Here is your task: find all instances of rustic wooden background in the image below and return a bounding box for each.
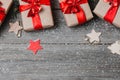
[0,0,120,80]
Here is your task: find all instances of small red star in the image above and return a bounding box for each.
[27,39,43,55]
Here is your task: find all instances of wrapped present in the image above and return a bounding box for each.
[94,0,120,28]
[59,0,93,27]
[0,0,13,26]
[19,0,54,31]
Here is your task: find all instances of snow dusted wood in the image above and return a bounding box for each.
[0,0,120,80]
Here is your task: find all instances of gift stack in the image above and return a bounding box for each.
[59,0,93,27]
[0,0,13,26]
[19,0,54,31]
[94,0,120,28]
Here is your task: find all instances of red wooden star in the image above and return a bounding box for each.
[27,39,43,55]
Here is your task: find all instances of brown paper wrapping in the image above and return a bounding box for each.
[19,0,54,31]
[93,0,120,28]
[0,0,13,26]
[59,0,93,27]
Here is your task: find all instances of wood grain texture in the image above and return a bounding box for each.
[0,0,120,80]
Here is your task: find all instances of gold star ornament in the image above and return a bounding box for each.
[9,21,23,37]
[85,29,101,44]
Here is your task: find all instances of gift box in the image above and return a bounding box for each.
[0,0,13,26]
[94,0,120,28]
[59,0,93,27]
[19,0,54,31]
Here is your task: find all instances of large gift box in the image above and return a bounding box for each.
[19,0,54,31]
[59,0,93,27]
[0,0,13,26]
[94,0,120,28]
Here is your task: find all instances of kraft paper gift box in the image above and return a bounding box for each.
[19,0,54,31]
[0,0,13,26]
[59,0,93,27]
[94,0,120,28]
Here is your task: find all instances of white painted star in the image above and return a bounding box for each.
[85,29,101,43]
[108,41,120,55]
[9,21,23,37]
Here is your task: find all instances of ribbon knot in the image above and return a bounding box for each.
[19,0,44,17]
[60,0,87,25]
[28,0,43,17]
[60,0,83,14]
[104,0,120,6]
[19,0,50,30]
[0,1,5,22]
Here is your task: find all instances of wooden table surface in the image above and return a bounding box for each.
[0,0,120,80]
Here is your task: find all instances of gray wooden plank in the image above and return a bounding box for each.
[0,0,120,80]
[0,44,120,79]
[0,76,119,80]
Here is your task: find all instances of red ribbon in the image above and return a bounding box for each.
[0,1,6,23]
[60,0,87,24]
[104,0,120,23]
[19,0,50,30]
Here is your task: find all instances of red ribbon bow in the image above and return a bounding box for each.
[104,0,120,23]
[0,1,6,22]
[60,0,85,14]
[19,0,50,30]
[60,0,87,24]
[104,0,119,6]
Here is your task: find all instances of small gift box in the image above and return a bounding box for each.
[19,0,54,31]
[59,0,93,27]
[0,0,13,26]
[94,0,120,28]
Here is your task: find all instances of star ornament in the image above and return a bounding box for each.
[108,41,120,55]
[85,29,101,44]
[27,39,43,55]
[9,21,23,37]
